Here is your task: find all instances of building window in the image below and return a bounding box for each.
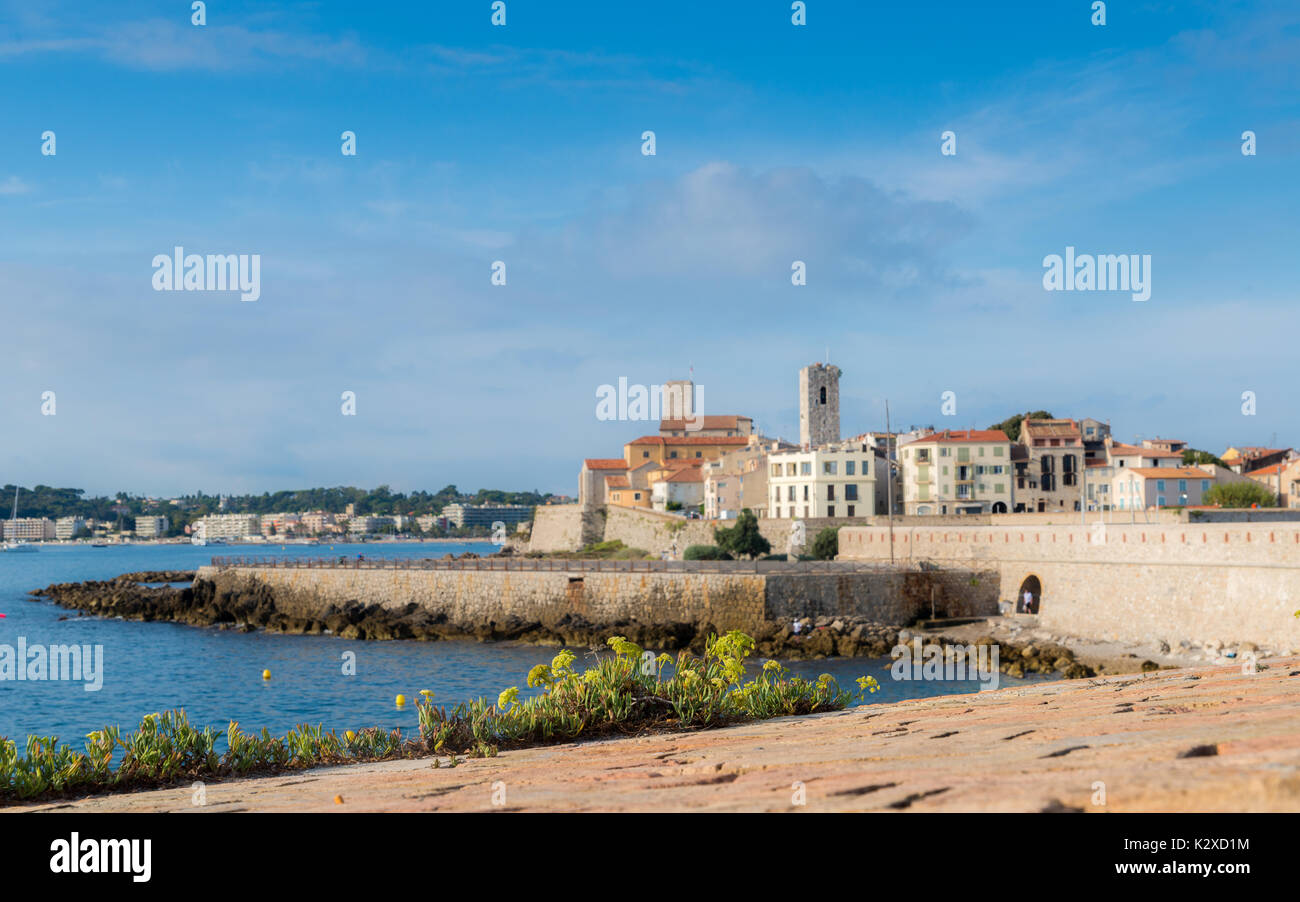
[1156,480,1165,492]
[823,461,837,475]
[827,505,835,517]
[846,460,856,476]
[634,493,641,500]
[803,485,809,501]
[846,505,855,517]
[799,462,810,475]
[827,485,836,501]
[845,484,858,501]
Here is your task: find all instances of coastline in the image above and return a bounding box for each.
[13,656,1298,813]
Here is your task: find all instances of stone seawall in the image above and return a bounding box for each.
[193,562,997,641]
[838,523,1300,651]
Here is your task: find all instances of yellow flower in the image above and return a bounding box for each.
[419,689,434,700]
[607,636,643,658]
[527,664,553,688]
[497,686,520,712]
[551,649,576,675]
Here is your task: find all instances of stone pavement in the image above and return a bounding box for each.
[12,657,1300,813]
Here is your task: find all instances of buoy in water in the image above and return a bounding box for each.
[395,694,407,706]
[262,669,271,680]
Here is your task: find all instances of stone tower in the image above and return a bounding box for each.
[799,363,841,447]
[662,379,694,421]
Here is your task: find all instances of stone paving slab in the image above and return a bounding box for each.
[12,657,1300,813]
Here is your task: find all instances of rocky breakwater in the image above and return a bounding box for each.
[31,569,1095,679]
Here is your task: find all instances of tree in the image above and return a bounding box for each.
[714,509,770,559]
[811,526,840,560]
[1204,482,1276,508]
[987,410,1053,444]
[1182,449,1227,469]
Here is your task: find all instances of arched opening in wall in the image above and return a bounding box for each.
[992,502,1007,513]
[1017,574,1042,614]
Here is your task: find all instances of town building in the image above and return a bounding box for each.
[3,518,56,541]
[348,515,393,535]
[1013,417,1086,512]
[55,516,86,540]
[1112,467,1215,510]
[703,438,794,520]
[650,464,705,513]
[134,515,170,538]
[579,458,627,508]
[440,503,533,529]
[768,440,882,520]
[658,415,753,438]
[299,512,340,535]
[1222,446,1294,475]
[901,429,1013,515]
[623,435,750,468]
[195,514,260,540]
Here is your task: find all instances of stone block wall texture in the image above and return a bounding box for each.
[838,524,1300,651]
[528,505,605,552]
[195,564,995,634]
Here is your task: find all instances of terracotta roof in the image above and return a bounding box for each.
[1247,462,1286,477]
[1109,443,1182,459]
[902,429,1009,446]
[1124,468,1212,479]
[663,468,704,483]
[659,415,751,431]
[1022,418,1081,439]
[584,458,627,470]
[603,475,630,489]
[626,435,750,446]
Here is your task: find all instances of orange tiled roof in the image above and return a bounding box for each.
[1109,443,1182,459]
[902,429,1009,446]
[584,458,628,470]
[626,435,750,446]
[604,475,630,488]
[659,415,750,430]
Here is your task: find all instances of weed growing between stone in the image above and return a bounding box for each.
[0,630,878,803]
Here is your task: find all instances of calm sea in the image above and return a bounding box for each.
[0,542,1055,746]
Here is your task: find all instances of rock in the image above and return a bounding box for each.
[1141,660,1160,672]
[1158,641,1171,654]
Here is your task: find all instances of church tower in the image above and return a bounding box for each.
[799,363,841,447]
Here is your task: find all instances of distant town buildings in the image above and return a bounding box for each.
[3,518,56,541]
[440,503,533,529]
[55,516,87,540]
[134,515,170,538]
[195,514,260,540]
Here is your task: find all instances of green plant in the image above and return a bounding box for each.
[811,526,840,560]
[683,544,732,560]
[1204,482,1276,508]
[1,632,878,805]
[714,509,770,559]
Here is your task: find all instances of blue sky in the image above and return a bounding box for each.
[1,0,1297,497]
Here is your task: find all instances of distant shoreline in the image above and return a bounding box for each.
[11,537,498,547]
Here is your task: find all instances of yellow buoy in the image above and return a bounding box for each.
[395,693,407,706]
[334,794,344,805]
[262,669,271,680]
